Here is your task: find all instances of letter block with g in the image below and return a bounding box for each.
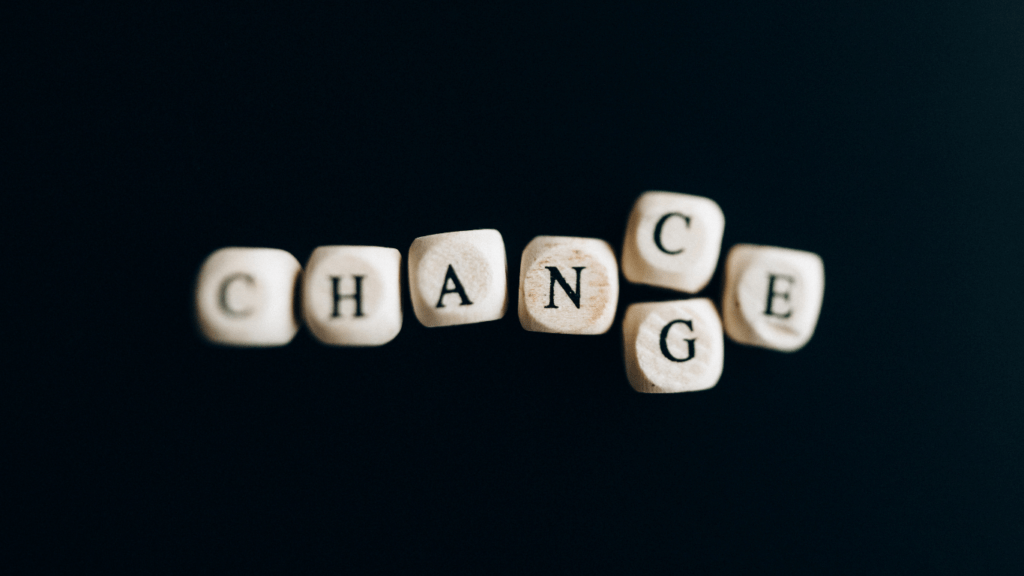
[722,244,825,352]
[194,247,302,347]
[622,299,724,393]
[302,246,403,346]
[621,191,725,294]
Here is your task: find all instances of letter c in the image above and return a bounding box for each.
[653,212,691,255]
[219,273,256,317]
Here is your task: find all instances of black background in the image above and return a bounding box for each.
[10,1,1024,572]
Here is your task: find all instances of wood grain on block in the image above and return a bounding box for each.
[621,191,725,293]
[302,246,402,346]
[195,247,301,346]
[722,244,824,352]
[408,229,508,327]
[622,298,724,393]
[518,236,618,335]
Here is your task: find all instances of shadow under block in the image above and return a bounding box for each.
[408,229,508,327]
[722,244,825,352]
[195,247,302,347]
[621,191,725,293]
[623,298,724,393]
[301,246,402,346]
[518,236,619,335]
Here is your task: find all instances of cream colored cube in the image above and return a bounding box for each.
[301,246,402,346]
[722,244,825,352]
[518,236,619,335]
[408,229,508,328]
[622,298,724,393]
[621,191,725,293]
[195,247,302,347]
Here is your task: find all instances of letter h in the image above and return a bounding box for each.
[331,276,364,317]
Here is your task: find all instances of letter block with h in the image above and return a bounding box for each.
[518,236,619,335]
[722,244,825,352]
[622,298,724,393]
[194,247,302,347]
[302,246,403,346]
[621,191,725,294]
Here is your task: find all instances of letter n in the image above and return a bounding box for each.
[545,266,584,309]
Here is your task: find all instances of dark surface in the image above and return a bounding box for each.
[10,1,1024,572]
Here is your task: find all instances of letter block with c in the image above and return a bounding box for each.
[722,244,825,352]
[194,247,302,347]
[621,191,725,294]
[518,236,619,335]
[622,298,724,393]
[302,246,403,346]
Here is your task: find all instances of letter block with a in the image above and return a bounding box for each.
[194,247,302,346]
[302,246,402,346]
[518,236,618,335]
[622,298,724,393]
[621,191,725,293]
[722,244,824,352]
[408,229,508,327]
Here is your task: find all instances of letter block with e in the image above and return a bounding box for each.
[622,299,724,393]
[302,246,403,346]
[621,191,725,294]
[722,244,825,352]
[518,236,619,335]
[194,247,302,347]
[408,229,508,327]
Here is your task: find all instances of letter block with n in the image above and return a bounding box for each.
[621,191,725,294]
[302,246,403,346]
[194,247,302,347]
[408,229,508,327]
[622,298,724,393]
[518,236,619,335]
[722,244,825,352]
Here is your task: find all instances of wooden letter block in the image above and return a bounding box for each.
[621,191,725,293]
[195,247,301,347]
[722,244,825,352]
[301,246,402,346]
[622,298,724,393]
[518,236,618,335]
[408,229,508,327]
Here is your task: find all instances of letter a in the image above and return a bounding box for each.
[436,265,473,308]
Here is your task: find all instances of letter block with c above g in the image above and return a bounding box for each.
[518,236,619,335]
[408,229,508,327]
[621,191,725,294]
[622,298,725,393]
[194,247,302,347]
[302,246,403,346]
[722,244,825,352]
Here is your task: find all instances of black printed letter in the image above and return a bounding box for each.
[764,274,795,318]
[331,276,364,318]
[545,266,584,309]
[659,319,696,362]
[219,273,256,317]
[653,212,690,255]
[436,265,473,308]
